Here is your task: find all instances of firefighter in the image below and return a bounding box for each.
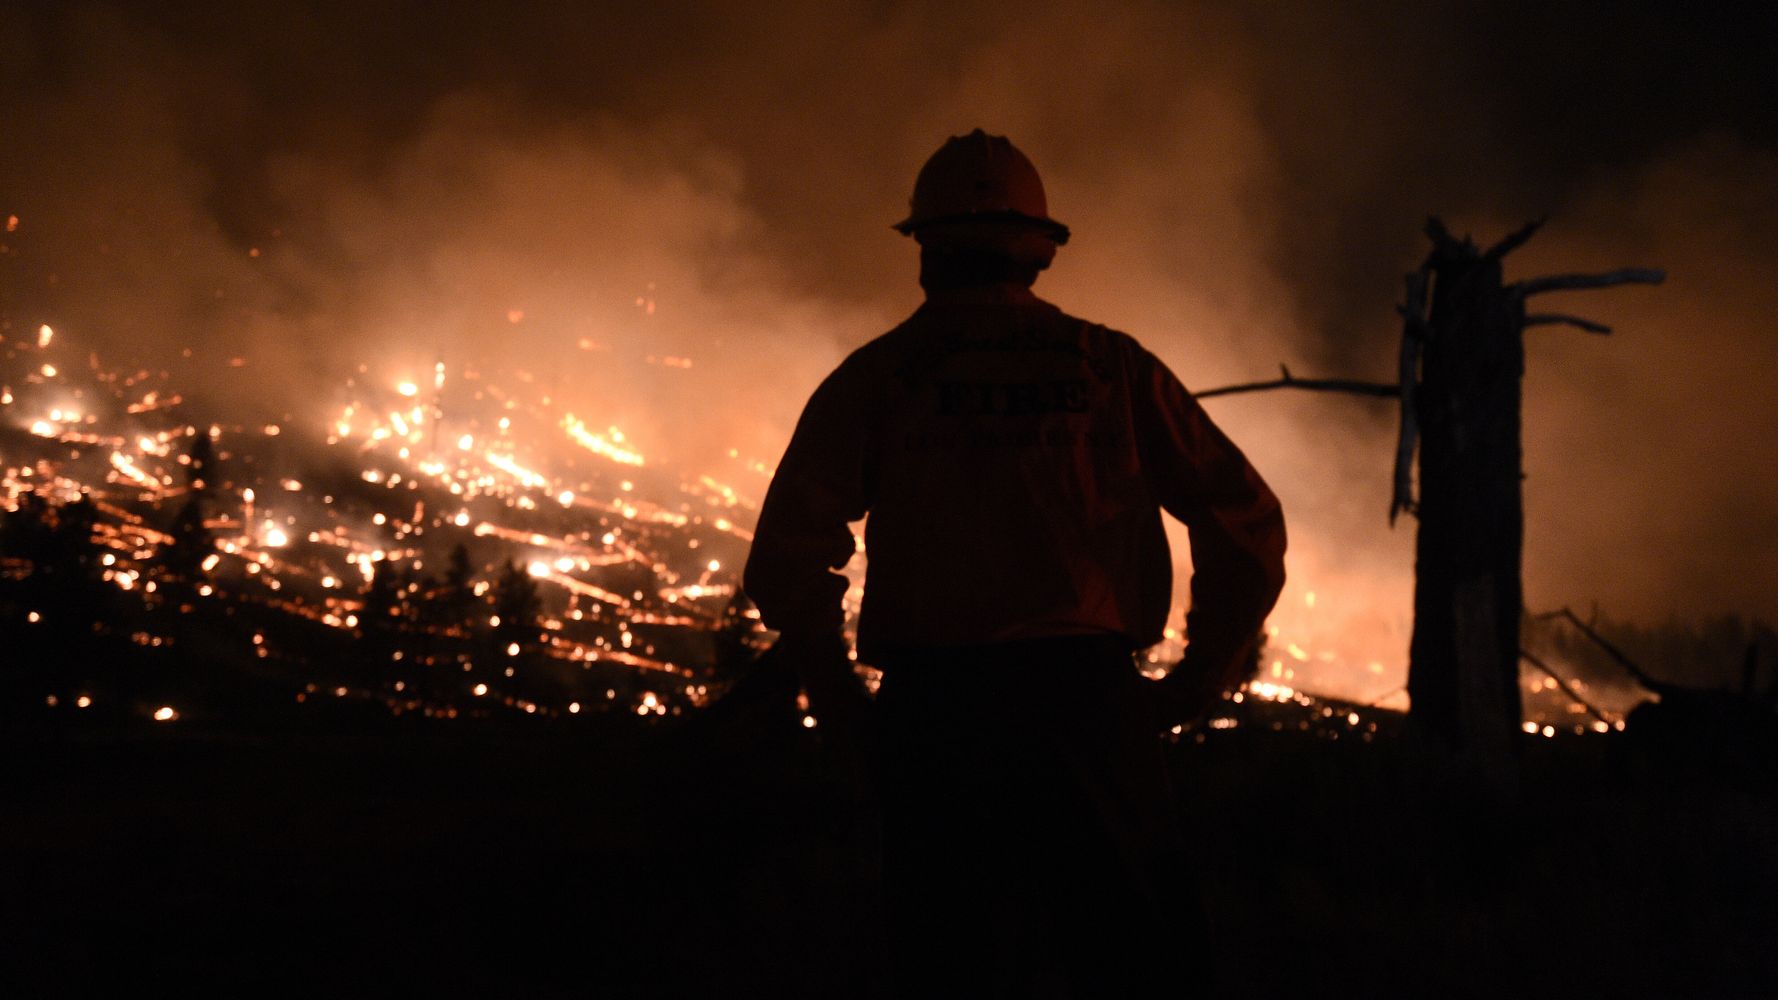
[743,129,1287,996]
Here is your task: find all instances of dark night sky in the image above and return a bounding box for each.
[2,1,1775,682]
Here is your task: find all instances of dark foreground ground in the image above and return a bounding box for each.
[4,705,1776,998]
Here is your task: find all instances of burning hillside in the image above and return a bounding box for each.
[0,319,779,721]
[1,314,1642,736]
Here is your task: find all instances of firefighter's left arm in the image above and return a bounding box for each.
[742,361,872,646]
[1130,346,1287,726]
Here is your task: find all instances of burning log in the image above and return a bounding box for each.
[1517,647,1613,727]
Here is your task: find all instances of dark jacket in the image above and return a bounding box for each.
[744,283,1286,681]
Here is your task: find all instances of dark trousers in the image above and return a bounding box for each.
[874,636,1205,998]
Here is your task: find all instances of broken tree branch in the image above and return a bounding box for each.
[1531,606,1674,697]
[1524,313,1613,335]
[1423,215,1459,249]
[1517,268,1666,296]
[1195,364,1399,400]
[1519,648,1614,726]
[1363,685,1407,710]
[1484,217,1547,262]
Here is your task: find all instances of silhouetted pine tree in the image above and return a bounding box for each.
[360,562,405,685]
[186,431,217,494]
[162,496,213,601]
[22,495,112,680]
[0,494,57,703]
[45,495,106,612]
[434,544,476,635]
[1,492,55,580]
[404,544,474,699]
[491,561,542,699]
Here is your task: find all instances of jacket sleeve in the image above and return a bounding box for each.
[1130,344,1287,690]
[742,361,873,637]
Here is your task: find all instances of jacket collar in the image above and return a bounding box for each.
[921,282,1042,307]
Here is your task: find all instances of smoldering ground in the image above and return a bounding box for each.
[2,0,1774,695]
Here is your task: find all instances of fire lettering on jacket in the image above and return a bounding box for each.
[935,379,1091,417]
[900,426,1126,452]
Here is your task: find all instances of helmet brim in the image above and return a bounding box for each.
[892,210,1070,246]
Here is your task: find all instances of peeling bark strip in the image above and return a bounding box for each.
[1391,268,1430,525]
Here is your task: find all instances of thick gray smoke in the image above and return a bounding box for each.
[2,0,1773,692]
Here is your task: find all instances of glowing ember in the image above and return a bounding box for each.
[562,415,645,467]
[1248,680,1297,702]
[486,452,548,488]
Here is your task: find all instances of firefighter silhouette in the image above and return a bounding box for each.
[744,129,1287,996]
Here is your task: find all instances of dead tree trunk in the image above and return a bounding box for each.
[1193,217,1660,789]
[1399,218,1661,789]
[1404,221,1526,784]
